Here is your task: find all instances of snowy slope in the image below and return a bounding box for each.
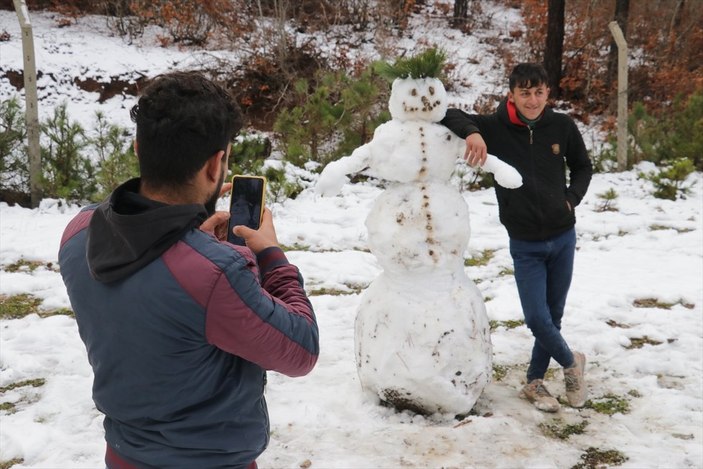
[1,4,702,469]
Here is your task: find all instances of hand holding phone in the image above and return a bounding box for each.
[227,175,266,246]
[233,207,279,254]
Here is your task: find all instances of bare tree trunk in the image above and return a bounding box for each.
[13,0,42,207]
[606,0,629,94]
[452,0,468,28]
[272,0,291,70]
[544,0,565,99]
[667,0,685,56]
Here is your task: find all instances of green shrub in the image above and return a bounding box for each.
[229,133,270,176]
[5,103,140,203]
[0,97,29,196]
[263,165,305,203]
[591,140,618,174]
[657,92,703,170]
[274,66,389,168]
[274,73,346,167]
[627,91,703,170]
[595,188,618,212]
[90,111,138,201]
[334,68,391,160]
[639,158,696,200]
[227,134,305,202]
[628,102,661,166]
[41,103,95,201]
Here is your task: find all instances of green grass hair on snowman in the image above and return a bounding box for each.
[374,47,447,82]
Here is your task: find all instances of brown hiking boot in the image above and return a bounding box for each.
[519,379,560,412]
[564,351,587,408]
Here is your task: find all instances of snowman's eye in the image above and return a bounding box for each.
[411,89,417,96]
[429,86,435,95]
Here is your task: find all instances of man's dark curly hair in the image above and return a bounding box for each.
[509,63,549,92]
[130,71,243,189]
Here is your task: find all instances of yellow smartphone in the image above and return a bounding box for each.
[227,175,266,245]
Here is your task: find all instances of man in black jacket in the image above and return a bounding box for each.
[441,63,591,412]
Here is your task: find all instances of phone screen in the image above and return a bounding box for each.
[227,176,266,245]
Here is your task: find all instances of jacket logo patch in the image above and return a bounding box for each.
[552,143,560,155]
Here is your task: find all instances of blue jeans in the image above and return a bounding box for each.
[510,228,576,382]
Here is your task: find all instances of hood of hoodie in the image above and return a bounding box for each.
[87,178,208,283]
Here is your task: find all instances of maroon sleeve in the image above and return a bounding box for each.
[205,247,319,377]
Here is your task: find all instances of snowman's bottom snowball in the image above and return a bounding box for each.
[355,270,492,415]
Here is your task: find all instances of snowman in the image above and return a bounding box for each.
[317,49,522,415]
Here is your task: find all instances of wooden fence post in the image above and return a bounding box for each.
[608,21,628,172]
[13,0,42,207]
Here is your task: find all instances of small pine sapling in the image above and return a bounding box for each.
[595,187,619,212]
[639,158,696,201]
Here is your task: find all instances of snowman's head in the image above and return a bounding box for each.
[388,77,448,123]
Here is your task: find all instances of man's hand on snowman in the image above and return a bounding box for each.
[464,133,488,167]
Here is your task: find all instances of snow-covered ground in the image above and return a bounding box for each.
[1,4,702,469]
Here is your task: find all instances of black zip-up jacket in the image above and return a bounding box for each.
[441,100,592,241]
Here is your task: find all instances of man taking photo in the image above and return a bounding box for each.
[59,71,319,468]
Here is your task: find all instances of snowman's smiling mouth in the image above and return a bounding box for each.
[402,97,442,114]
